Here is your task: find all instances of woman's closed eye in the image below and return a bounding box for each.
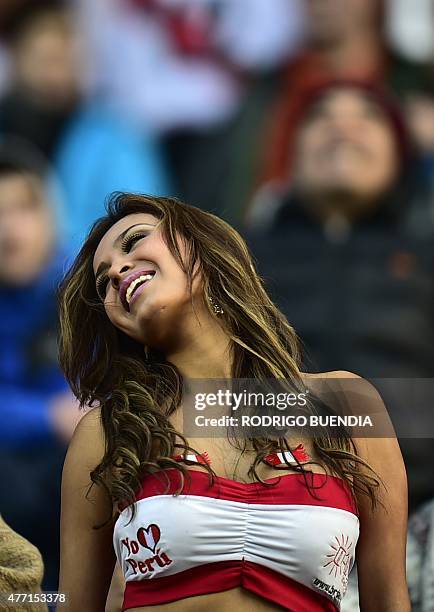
[120,230,149,253]
[96,275,109,301]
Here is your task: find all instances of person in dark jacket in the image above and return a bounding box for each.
[246,80,434,511]
[0,143,82,591]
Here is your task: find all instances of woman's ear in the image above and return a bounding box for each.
[190,264,205,298]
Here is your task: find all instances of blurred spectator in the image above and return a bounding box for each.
[245,81,434,510]
[0,142,82,591]
[74,0,305,132]
[259,0,430,190]
[406,89,434,157]
[404,80,434,194]
[387,1,434,192]
[0,515,48,612]
[0,2,35,96]
[131,0,433,227]
[0,2,170,251]
[406,497,434,611]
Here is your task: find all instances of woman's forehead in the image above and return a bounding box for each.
[92,213,158,272]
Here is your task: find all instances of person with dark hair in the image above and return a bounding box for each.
[57,193,409,611]
[259,0,430,191]
[0,142,80,591]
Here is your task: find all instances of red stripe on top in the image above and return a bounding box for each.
[122,559,339,611]
[126,468,358,515]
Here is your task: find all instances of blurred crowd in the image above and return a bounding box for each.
[0,0,433,610]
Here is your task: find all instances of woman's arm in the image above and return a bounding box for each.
[58,407,117,611]
[333,371,411,611]
[354,435,410,611]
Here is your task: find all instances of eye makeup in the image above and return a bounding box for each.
[95,225,152,301]
[120,230,149,252]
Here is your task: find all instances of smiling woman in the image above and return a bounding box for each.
[56,193,410,612]
[94,224,158,310]
[89,208,209,349]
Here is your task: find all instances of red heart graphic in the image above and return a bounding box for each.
[137,524,161,553]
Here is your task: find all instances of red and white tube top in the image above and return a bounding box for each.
[113,451,359,611]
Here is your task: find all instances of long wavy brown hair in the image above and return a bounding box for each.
[57,192,380,524]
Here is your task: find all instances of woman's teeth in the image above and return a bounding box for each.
[126,274,154,304]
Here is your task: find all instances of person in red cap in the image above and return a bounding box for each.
[249,78,412,219]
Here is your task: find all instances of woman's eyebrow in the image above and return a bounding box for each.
[95,223,156,281]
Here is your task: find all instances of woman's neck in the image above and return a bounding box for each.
[166,317,233,379]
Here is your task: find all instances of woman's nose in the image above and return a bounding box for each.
[110,263,132,289]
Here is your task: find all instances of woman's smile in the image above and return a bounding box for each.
[92,211,208,348]
[121,268,157,308]
[127,271,156,309]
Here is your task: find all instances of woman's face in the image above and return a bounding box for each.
[92,213,201,348]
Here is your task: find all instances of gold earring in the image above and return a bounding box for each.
[208,296,224,315]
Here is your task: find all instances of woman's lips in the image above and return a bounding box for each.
[128,273,155,308]
[120,268,156,311]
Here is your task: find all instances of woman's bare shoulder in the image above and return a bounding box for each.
[301,369,363,380]
[64,407,106,479]
[300,370,368,403]
[301,370,371,395]
[301,370,396,438]
[75,404,104,428]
